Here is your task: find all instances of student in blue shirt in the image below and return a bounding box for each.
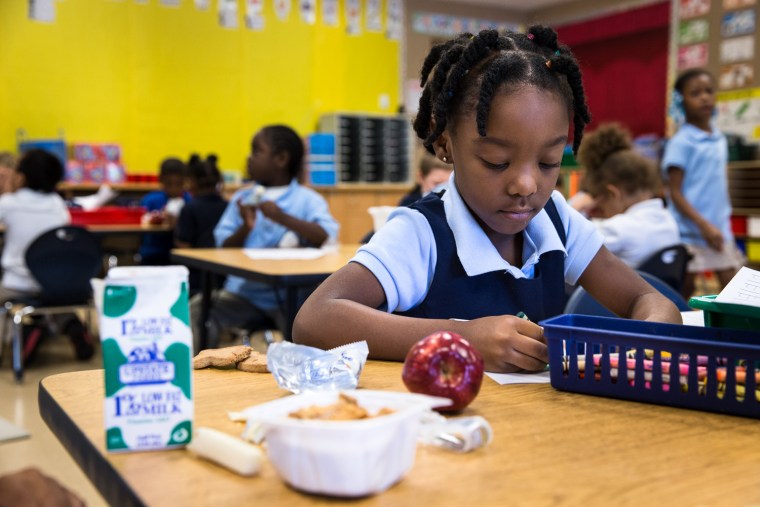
[192,125,339,350]
[662,68,743,298]
[139,158,189,265]
[294,26,682,373]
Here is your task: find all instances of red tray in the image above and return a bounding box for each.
[70,206,146,226]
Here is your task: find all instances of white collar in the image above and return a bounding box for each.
[443,173,566,279]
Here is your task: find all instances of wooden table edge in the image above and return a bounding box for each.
[38,373,147,507]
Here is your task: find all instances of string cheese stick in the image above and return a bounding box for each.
[187,427,263,476]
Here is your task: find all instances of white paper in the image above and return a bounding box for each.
[29,0,55,22]
[245,0,265,30]
[681,310,705,327]
[366,0,382,32]
[300,0,315,24]
[72,184,118,211]
[218,0,239,29]
[275,0,291,21]
[485,370,551,385]
[243,247,327,260]
[322,0,338,26]
[715,266,760,306]
[346,0,361,35]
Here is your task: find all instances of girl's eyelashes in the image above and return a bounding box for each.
[480,158,509,170]
[539,162,562,170]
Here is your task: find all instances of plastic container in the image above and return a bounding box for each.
[540,314,760,419]
[242,390,450,497]
[689,295,760,331]
[69,206,146,226]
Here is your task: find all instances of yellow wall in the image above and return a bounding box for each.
[0,0,400,174]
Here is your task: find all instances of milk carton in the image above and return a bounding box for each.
[98,266,193,452]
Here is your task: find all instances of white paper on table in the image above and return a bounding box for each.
[714,266,760,307]
[486,370,551,385]
[243,248,327,260]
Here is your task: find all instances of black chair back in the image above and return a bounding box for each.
[25,226,103,306]
[637,244,690,293]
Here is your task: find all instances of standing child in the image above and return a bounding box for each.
[0,149,92,360]
[662,68,743,298]
[294,26,682,373]
[175,154,228,294]
[192,125,339,349]
[139,157,189,265]
[574,123,680,267]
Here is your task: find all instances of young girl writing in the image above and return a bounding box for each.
[574,123,680,267]
[294,26,682,373]
[662,68,743,298]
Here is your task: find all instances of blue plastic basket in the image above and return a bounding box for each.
[540,315,760,419]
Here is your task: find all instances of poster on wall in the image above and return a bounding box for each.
[300,0,316,24]
[717,88,760,140]
[195,0,209,9]
[411,12,520,37]
[366,0,383,32]
[245,0,265,30]
[721,9,756,37]
[346,0,361,35]
[275,0,291,21]
[679,19,709,44]
[387,0,403,40]
[723,0,756,9]
[678,43,709,69]
[29,0,55,22]
[720,63,755,89]
[322,0,339,26]
[720,35,755,62]
[160,0,180,6]
[218,0,238,28]
[678,0,710,19]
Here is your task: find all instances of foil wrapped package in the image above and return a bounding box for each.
[267,341,369,393]
[418,412,493,453]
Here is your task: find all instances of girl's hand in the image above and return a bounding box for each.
[236,201,257,229]
[259,201,284,222]
[463,315,547,373]
[700,222,724,251]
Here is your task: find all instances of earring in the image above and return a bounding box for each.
[442,156,449,163]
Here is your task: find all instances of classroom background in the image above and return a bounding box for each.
[2,0,760,505]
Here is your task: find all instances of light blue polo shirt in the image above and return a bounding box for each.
[213,179,340,309]
[661,123,732,247]
[352,173,604,313]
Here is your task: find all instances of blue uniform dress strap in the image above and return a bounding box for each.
[396,193,566,321]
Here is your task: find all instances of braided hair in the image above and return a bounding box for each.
[413,25,591,156]
[187,153,222,192]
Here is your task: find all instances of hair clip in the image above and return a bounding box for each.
[554,50,561,56]
[545,59,552,69]
[527,33,535,40]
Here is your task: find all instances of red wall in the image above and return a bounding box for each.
[556,2,670,137]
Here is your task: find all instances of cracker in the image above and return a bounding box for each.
[193,345,253,369]
[236,351,269,373]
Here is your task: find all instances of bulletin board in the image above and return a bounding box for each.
[0,0,402,174]
[671,0,760,140]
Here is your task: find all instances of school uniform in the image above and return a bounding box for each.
[352,173,603,322]
[190,179,339,349]
[661,123,743,272]
[139,190,191,265]
[0,189,70,295]
[593,198,680,268]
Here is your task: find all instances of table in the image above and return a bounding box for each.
[170,245,360,345]
[39,361,760,506]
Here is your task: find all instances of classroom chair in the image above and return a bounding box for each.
[637,244,691,294]
[0,226,103,382]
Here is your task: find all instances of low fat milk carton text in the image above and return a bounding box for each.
[98,266,194,452]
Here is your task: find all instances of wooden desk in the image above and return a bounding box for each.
[39,361,760,506]
[170,245,359,344]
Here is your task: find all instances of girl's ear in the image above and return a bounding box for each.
[273,150,289,171]
[432,130,453,165]
[605,183,622,200]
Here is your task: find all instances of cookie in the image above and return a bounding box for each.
[236,351,269,373]
[193,345,253,369]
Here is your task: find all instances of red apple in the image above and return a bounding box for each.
[401,331,484,412]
